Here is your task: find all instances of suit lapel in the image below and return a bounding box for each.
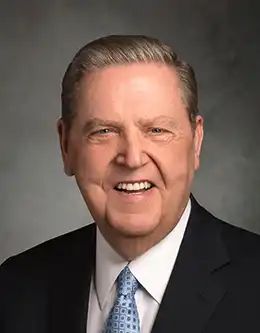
[152,196,230,333]
[47,197,230,333]
[49,224,96,333]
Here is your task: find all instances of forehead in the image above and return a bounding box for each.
[75,63,186,121]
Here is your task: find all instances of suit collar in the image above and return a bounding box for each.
[48,195,230,333]
[151,195,230,333]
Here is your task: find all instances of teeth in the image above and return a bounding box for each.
[144,181,152,189]
[116,181,153,191]
[127,183,134,191]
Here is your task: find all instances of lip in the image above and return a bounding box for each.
[113,179,155,188]
[112,185,156,203]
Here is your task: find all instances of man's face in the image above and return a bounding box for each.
[58,63,203,256]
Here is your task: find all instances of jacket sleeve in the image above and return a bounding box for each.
[0,257,14,332]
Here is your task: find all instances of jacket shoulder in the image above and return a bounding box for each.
[220,219,260,260]
[197,199,260,260]
[191,196,260,261]
[0,223,96,277]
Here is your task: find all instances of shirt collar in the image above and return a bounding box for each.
[95,226,127,310]
[95,199,191,309]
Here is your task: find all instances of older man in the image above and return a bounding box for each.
[1,35,260,333]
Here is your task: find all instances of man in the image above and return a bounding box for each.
[0,35,260,333]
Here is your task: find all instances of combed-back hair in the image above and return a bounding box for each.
[61,35,198,128]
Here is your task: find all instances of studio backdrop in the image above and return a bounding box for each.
[0,0,259,263]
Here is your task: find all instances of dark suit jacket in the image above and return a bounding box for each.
[1,196,260,333]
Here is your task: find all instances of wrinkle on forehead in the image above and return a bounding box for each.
[75,63,188,128]
[79,63,182,99]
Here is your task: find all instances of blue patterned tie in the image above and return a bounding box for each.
[103,266,140,333]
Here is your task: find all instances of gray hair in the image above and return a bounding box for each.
[61,35,199,128]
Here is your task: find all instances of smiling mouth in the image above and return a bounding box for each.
[114,181,155,194]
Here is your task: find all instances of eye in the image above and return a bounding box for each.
[91,128,115,135]
[150,127,166,134]
[97,128,111,134]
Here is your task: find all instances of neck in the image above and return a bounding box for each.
[98,196,190,260]
[100,220,179,261]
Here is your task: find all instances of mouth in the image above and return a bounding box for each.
[113,180,155,194]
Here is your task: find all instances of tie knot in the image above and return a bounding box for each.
[117,266,139,297]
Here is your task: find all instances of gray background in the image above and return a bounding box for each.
[1,0,259,264]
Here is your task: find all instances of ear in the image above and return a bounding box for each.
[193,115,204,171]
[57,118,74,176]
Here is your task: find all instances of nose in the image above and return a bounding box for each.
[115,131,147,169]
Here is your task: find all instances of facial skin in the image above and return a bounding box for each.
[58,63,203,260]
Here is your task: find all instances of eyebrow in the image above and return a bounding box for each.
[82,116,178,134]
[82,118,124,134]
[138,116,178,128]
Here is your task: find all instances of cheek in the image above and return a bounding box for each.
[160,143,195,182]
[72,144,114,190]
[73,147,112,221]
[158,144,195,217]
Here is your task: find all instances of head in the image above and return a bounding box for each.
[58,35,203,259]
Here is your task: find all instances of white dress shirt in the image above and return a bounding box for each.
[87,199,191,333]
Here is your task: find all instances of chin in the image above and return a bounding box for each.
[107,214,160,238]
